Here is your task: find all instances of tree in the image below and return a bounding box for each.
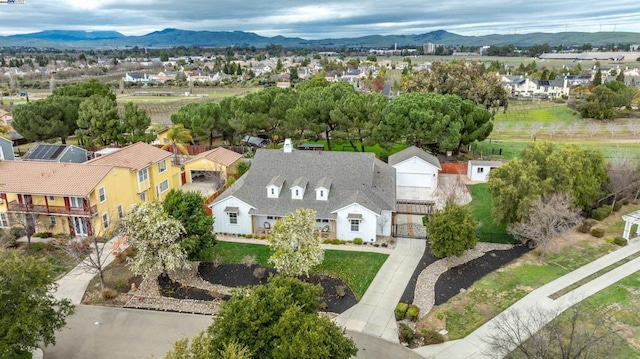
[488,143,606,224]
[205,276,358,359]
[163,189,216,261]
[0,251,75,357]
[76,95,120,146]
[603,153,640,207]
[593,68,602,86]
[171,102,229,145]
[376,92,492,153]
[403,59,509,112]
[487,306,625,359]
[11,97,79,144]
[508,193,581,260]
[119,202,189,277]
[268,208,324,277]
[166,331,251,359]
[52,78,115,101]
[424,201,478,258]
[120,102,154,144]
[161,124,193,164]
[331,91,387,152]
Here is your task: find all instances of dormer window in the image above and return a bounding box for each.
[315,177,331,201]
[290,176,308,200]
[267,175,285,198]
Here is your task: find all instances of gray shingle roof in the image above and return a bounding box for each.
[388,146,441,169]
[214,149,396,218]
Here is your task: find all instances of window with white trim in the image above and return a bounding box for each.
[117,204,124,218]
[102,213,110,229]
[138,168,149,183]
[350,219,360,232]
[0,213,8,227]
[49,216,56,227]
[229,212,238,224]
[477,167,484,173]
[156,180,169,199]
[157,159,167,173]
[98,187,106,202]
[139,191,147,202]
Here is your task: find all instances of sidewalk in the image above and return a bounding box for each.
[216,235,394,254]
[414,239,640,359]
[335,238,426,342]
[54,236,126,305]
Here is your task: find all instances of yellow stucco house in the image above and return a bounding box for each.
[0,142,180,237]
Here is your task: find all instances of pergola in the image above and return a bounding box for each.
[621,210,640,241]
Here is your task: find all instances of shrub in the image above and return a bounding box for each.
[319,302,329,311]
[407,305,420,321]
[241,255,257,268]
[197,246,215,262]
[613,237,628,246]
[253,267,266,280]
[613,202,623,212]
[623,199,630,205]
[381,243,388,248]
[398,323,414,344]
[352,237,363,245]
[591,206,612,221]
[395,302,409,320]
[212,254,223,268]
[100,288,118,300]
[373,244,380,247]
[10,227,25,239]
[591,228,605,238]
[31,242,46,252]
[578,219,598,233]
[336,285,346,298]
[421,329,445,345]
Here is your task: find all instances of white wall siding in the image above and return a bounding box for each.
[211,197,253,235]
[468,165,492,182]
[335,203,378,242]
[393,157,439,188]
[377,210,393,236]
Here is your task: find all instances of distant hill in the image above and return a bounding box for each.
[0,28,638,49]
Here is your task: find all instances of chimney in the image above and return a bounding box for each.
[283,138,293,153]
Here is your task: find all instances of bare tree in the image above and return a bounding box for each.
[494,122,507,136]
[54,213,125,291]
[603,153,640,208]
[527,123,544,140]
[627,120,640,137]
[546,123,563,139]
[563,121,580,139]
[7,206,46,252]
[507,193,581,261]
[605,123,619,138]
[586,121,601,138]
[486,305,624,359]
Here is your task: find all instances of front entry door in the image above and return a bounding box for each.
[72,217,88,236]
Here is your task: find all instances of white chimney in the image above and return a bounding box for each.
[283,138,293,153]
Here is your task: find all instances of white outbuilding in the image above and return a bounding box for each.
[467,160,503,182]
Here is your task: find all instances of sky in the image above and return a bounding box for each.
[0,0,639,38]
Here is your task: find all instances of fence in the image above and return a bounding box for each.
[153,144,247,156]
[440,162,468,174]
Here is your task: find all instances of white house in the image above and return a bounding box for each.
[389,146,441,200]
[0,136,15,161]
[467,160,503,182]
[210,141,396,242]
[502,76,570,99]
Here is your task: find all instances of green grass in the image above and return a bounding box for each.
[495,102,580,124]
[212,241,388,299]
[422,240,619,339]
[473,140,640,161]
[467,183,512,243]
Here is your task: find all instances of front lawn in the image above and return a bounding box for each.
[467,183,513,244]
[212,241,388,299]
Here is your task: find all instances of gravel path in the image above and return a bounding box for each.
[412,242,514,319]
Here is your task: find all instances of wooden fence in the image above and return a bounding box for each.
[440,162,468,174]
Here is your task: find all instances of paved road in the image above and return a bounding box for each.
[43,306,213,359]
[415,238,640,359]
[336,238,426,342]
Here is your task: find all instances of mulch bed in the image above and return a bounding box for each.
[157,274,231,301]
[197,263,357,313]
[400,241,438,304]
[433,245,531,305]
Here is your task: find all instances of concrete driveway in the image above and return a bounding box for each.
[43,306,213,359]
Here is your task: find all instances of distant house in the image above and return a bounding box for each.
[467,160,503,182]
[389,146,441,201]
[241,136,268,148]
[154,71,177,82]
[182,147,243,191]
[209,141,396,242]
[123,73,153,83]
[539,52,625,61]
[0,136,15,161]
[502,76,570,99]
[22,143,88,163]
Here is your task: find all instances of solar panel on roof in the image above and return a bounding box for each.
[50,146,65,159]
[25,144,67,161]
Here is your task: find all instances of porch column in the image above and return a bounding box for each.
[623,221,632,240]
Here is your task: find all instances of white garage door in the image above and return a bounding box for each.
[397,173,434,188]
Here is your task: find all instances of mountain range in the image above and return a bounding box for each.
[0,28,638,49]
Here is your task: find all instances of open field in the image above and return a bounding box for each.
[467,184,512,244]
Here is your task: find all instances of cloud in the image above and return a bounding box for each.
[0,0,638,38]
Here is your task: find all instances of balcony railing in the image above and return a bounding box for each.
[7,200,98,217]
